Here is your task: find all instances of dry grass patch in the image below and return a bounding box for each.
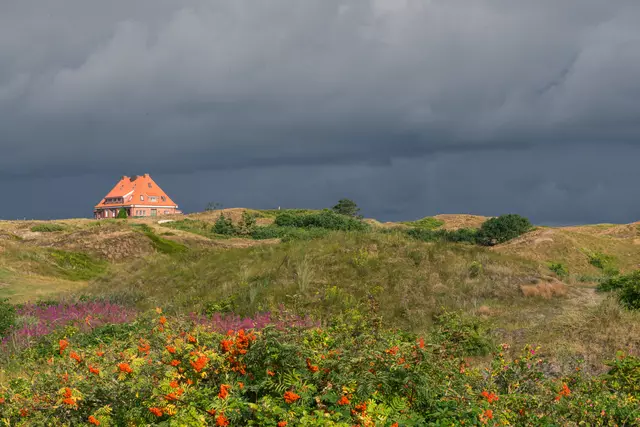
[495,226,640,277]
[520,280,568,299]
[433,214,490,230]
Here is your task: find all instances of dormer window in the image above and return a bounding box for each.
[149,196,157,202]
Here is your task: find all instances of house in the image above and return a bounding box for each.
[94,174,182,219]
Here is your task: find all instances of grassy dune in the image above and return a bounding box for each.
[1,211,640,375]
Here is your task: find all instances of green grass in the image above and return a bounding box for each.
[30,223,67,232]
[3,214,640,377]
[49,250,108,281]
[1,245,106,283]
[548,261,569,277]
[89,232,538,325]
[82,228,640,375]
[0,265,87,302]
[401,216,444,230]
[130,223,188,254]
[258,208,320,218]
[160,219,213,237]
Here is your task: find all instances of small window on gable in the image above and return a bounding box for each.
[161,196,166,202]
[148,183,152,188]
[140,195,144,201]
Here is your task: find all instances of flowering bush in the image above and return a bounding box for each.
[0,309,638,426]
[1,302,135,351]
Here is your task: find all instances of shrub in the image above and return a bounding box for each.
[251,226,329,242]
[1,309,640,425]
[468,261,483,278]
[274,210,369,232]
[1,301,134,351]
[212,214,237,235]
[30,223,66,232]
[431,310,494,357]
[238,211,257,235]
[406,227,477,244]
[331,198,361,218]
[117,208,128,219]
[549,262,569,278]
[604,351,640,394]
[0,298,16,338]
[273,211,305,227]
[477,214,532,246]
[598,270,640,310]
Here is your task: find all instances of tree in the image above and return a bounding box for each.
[117,208,128,219]
[205,202,223,212]
[332,199,361,218]
[238,211,257,235]
[477,214,532,246]
[212,214,236,235]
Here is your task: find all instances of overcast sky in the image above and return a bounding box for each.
[1,0,639,224]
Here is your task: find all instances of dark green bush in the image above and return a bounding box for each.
[598,270,640,310]
[274,209,369,232]
[477,214,532,246]
[406,227,477,244]
[273,211,306,227]
[430,310,493,357]
[331,198,361,218]
[251,226,329,242]
[30,223,66,232]
[0,298,16,338]
[212,214,237,235]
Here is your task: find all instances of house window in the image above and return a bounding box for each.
[148,183,152,188]
[150,196,157,202]
[140,195,144,201]
[161,196,166,202]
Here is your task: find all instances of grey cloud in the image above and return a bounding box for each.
[0,1,639,222]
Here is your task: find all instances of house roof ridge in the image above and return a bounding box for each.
[94,174,178,209]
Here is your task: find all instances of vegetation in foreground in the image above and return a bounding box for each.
[2,202,640,425]
[0,306,638,426]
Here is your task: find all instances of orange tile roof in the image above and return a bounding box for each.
[94,174,178,209]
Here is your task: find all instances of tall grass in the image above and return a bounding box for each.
[30,223,67,233]
[87,232,537,328]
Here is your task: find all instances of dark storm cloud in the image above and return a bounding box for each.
[0,0,639,222]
